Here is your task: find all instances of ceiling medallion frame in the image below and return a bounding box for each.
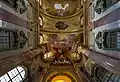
[55,21,68,30]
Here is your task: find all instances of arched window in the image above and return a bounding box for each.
[39,0,42,6]
[95,66,120,82]
[0,66,26,82]
[36,0,42,6]
[39,16,43,27]
[39,34,44,44]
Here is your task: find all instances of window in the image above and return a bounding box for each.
[39,0,42,6]
[90,32,95,47]
[54,3,69,10]
[80,0,83,6]
[27,32,32,47]
[39,17,43,27]
[39,35,44,44]
[0,29,18,52]
[0,66,26,82]
[27,4,33,20]
[80,16,83,27]
[90,4,95,19]
[117,31,120,49]
[54,4,62,9]
[106,31,117,48]
[103,29,120,50]
[95,66,120,82]
[0,20,2,27]
[104,0,118,9]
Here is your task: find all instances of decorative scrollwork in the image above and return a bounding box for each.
[19,31,28,48]
[94,0,104,14]
[1,0,27,14]
[95,32,103,49]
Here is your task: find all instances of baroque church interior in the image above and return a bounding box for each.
[0,0,120,82]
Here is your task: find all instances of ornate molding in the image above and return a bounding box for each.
[40,28,83,34]
[1,0,27,14]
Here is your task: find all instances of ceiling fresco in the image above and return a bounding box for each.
[42,0,80,17]
[40,14,82,35]
[38,0,84,66]
[39,33,82,64]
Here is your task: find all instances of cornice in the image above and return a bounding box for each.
[40,28,83,34]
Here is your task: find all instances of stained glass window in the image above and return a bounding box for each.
[0,66,26,82]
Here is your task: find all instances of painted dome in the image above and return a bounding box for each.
[42,0,80,17]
